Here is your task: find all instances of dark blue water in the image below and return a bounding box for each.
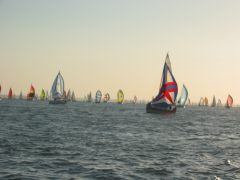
[0,100,240,179]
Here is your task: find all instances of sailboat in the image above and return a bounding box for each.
[95,90,102,103]
[87,92,92,102]
[19,91,23,100]
[8,88,13,99]
[71,91,76,102]
[27,84,35,100]
[103,93,110,103]
[49,72,66,104]
[226,94,233,108]
[133,96,137,104]
[146,53,178,113]
[198,97,204,106]
[211,96,216,107]
[45,90,49,100]
[217,99,222,106]
[203,97,208,106]
[66,89,71,101]
[117,89,124,104]
[177,84,188,108]
[39,89,46,101]
[0,84,2,100]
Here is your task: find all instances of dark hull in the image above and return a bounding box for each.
[49,99,66,104]
[146,102,177,114]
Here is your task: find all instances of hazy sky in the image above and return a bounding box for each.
[1,0,240,102]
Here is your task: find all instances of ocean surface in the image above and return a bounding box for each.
[0,100,240,180]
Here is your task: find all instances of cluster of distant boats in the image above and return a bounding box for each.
[0,53,234,113]
[0,72,137,105]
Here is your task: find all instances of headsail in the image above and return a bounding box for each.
[151,54,178,109]
[204,97,208,106]
[177,84,188,107]
[51,72,65,99]
[226,94,233,108]
[95,90,102,103]
[117,89,124,104]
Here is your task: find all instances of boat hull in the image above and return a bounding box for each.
[146,102,177,114]
[49,99,67,104]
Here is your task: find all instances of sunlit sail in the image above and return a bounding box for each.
[95,90,102,103]
[177,84,188,108]
[226,94,233,108]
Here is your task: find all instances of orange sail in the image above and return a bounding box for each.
[226,94,233,108]
[8,88,13,99]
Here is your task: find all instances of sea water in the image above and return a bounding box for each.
[0,99,240,179]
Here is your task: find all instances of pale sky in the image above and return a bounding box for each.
[1,0,240,102]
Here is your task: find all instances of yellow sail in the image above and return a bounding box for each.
[117,89,124,104]
[40,89,45,100]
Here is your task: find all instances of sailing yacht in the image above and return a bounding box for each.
[103,93,110,103]
[40,89,45,101]
[49,72,66,104]
[226,94,233,108]
[146,53,178,113]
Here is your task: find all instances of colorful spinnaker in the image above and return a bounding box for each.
[211,96,216,107]
[226,94,233,108]
[95,90,102,103]
[177,84,188,107]
[40,89,45,100]
[27,84,35,100]
[8,88,13,99]
[117,89,124,104]
[146,53,178,113]
[103,93,110,103]
[49,72,66,104]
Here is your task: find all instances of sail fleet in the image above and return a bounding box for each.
[0,53,238,110]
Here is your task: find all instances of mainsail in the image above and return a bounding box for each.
[177,84,188,107]
[203,97,208,106]
[50,72,65,99]
[151,53,178,109]
[226,94,233,108]
[40,89,45,100]
[211,96,216,107]
[95,90,102,103]
[117,89,124,104]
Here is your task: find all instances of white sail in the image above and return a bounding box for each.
[51,72,65,99]
[177,84,188,107]
[71,91,76,102]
